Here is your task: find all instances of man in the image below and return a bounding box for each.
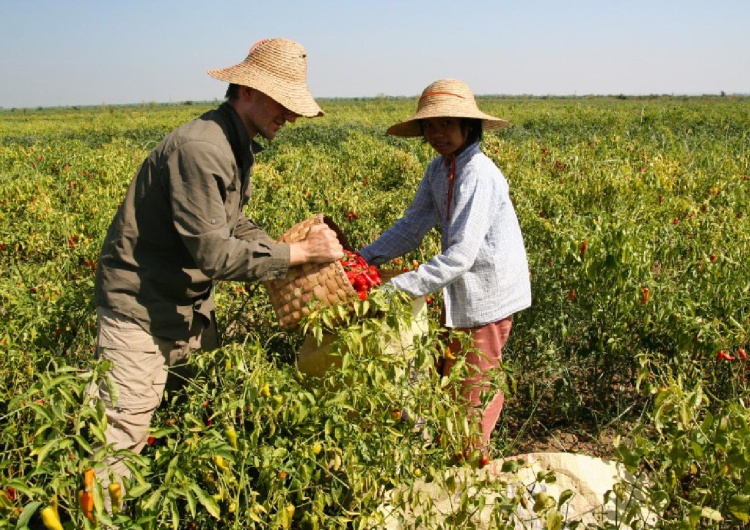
[91,38,343,489]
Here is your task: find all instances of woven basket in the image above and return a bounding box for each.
[263,214,358,330]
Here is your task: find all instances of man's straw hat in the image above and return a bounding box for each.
[208,38,323,118]
[387,78,508,137]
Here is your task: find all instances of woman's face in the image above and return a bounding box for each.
[421,117,468,156]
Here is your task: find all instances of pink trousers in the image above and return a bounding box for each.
[441,316,513,449]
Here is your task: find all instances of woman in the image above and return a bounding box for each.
[359,78,531,457]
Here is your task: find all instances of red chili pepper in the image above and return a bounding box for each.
[738,348,748,361]
[717,350,736,362]
[340,251,382,299]
[79,490,94,522]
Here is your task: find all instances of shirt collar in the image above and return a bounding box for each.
[442,140,481,168]
[218,102,264,162]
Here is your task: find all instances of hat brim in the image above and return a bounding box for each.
[208,68,324,118]
[387,109,509,137]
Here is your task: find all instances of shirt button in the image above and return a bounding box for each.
[210,219,216,224]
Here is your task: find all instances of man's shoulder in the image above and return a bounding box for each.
[162,109,231,154]
[173,108,226,140]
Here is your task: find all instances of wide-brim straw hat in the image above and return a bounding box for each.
[387,78,509,137]
[208,38,324,118]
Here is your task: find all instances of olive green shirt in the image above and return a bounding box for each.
[95,102,290,341]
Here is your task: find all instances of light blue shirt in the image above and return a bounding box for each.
[360,141,531,328]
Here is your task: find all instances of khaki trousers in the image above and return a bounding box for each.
[88,307,214,503]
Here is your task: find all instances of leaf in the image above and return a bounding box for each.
[728,495,750,523]
[36,437,73,467]
[142,488,164,511]
[296,400,308,422]
[28,403,53,423]
[189,483,221,520]
[165,453,180,484]
[125,481,152,499]
[104,371,120,406]
[184,486,197,517]
[184,413,204,428]
[547,510,564,530]
[3,479,41,499]
[16,500,41,529]
[475,494,487,517]
[729,315,746,333]
[170,498,180,530]
[500,459,520,473]
[123,458,151,483]
[73,434,94,454]
[96,397,107,423]
[700,506,723,522]
[45,372,76,388]
[150,426,177,438]
[533,492,555,513]
[558,489,575,508]
[88,422,107,444]
[57,385,77,407]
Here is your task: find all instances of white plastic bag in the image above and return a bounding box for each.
[375,452,659,529]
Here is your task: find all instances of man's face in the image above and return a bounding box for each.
[240,87,299,140]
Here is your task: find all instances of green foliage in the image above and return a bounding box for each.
[1,96,749,527]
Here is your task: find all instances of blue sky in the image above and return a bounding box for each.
[1,0,748,108]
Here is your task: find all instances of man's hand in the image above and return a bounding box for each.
[288,224,344,266]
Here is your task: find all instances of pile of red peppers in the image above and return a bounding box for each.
[340,250,381,300]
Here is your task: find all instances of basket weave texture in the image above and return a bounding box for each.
[263,214,358,330]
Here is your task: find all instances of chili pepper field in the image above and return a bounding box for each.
[0,95,749,528]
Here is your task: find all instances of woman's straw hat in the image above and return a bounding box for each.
[387,78,509,137]
[208,38,323,118]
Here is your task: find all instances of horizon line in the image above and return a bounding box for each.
[2,92,749,111]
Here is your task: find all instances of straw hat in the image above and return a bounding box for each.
[208,38,323,118]
[387,78,508,137]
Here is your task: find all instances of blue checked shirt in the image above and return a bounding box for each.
[359,141,531,328]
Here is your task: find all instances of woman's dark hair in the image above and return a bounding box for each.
[462,118,483,144]
[225,83,242,100]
